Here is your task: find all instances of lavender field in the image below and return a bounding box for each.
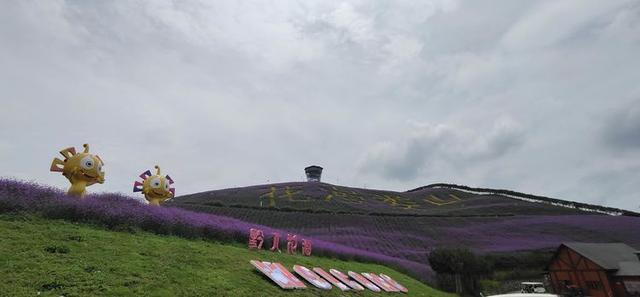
[176,203,640,259]
[170,181,640,281]
[3,178,640,284]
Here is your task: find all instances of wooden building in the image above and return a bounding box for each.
[547,243,640,297]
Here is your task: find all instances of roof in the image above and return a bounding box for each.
[304,165,323,170]
[562,242,640,270]
[616,261,640,276]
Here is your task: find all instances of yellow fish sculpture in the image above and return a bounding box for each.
[50,143,105,198]
[133,165,175,206]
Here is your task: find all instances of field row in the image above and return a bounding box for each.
[176,203,640,274]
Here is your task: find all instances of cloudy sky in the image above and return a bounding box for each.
[1,0,639,210]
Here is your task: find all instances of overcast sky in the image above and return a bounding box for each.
[1,0,639,210]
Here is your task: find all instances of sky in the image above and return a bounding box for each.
[1,0,639,210]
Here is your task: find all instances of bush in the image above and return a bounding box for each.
[484,250,553,271]
[428,247,491,296]
[480,279,501,295]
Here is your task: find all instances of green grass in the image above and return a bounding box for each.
[0,214,453,297]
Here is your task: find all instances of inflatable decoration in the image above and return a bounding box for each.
[329,269,365,291]
[250,260,306,289]
[348,271,381,292]
[362,272,400,292]
[293,265,332,290]
[379,273,409,293]
[251,261,410,293]
[133,165,175,205]
[312,268,350,291]
[50,143,105,198]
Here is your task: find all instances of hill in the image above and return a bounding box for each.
[0,214,450,297]
[167,181,640,282]
[170,181,637,216]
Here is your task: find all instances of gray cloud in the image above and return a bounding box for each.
[1,0,639,210]
[603,100,640,150]
[358,117,525,181]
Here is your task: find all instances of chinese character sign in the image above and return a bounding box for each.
[248,228,264,250]
[301,239,312,256]
[286,233,298,254]
[270,232,281,252]
[248,228,312,256]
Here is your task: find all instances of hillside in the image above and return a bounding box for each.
[0,214,451,297]
[170,181,635,216]
[168,181,640,282]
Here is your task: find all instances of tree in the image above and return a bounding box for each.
[428,247,491,295]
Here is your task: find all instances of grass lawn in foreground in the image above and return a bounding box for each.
[0,214,453,297]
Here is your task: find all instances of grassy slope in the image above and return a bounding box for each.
[0,214,452,297]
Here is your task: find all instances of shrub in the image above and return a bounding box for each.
[428,247,491,296]
[479,279,501,295]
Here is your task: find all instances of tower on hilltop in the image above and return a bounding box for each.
[304,166,323,182]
